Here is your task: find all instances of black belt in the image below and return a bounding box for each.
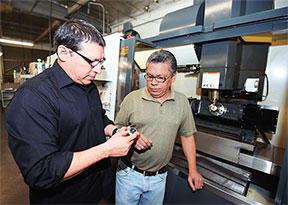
[121,159,167,176]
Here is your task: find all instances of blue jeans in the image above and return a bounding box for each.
[115,164,167,205]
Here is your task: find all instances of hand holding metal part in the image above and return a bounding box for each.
[105,127,137,157]
[113,127,137,136]
[116,127,152,151]
[128,127,137,135]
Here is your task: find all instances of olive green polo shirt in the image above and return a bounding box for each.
[115,87,197,172]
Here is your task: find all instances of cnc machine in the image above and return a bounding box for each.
[139,0,288,203]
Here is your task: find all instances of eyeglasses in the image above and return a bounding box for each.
[144,73,172,83]
[71,49,105,68]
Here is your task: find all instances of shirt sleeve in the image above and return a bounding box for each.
[178,96,197,137]
[4,86,73,189]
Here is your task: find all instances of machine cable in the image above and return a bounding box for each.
[257,129,271,144]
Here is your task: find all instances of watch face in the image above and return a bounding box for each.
[128,127,137,135]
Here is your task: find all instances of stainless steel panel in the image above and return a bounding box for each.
[197,154,252,181]
[169,143,281,204]
[197,159,248,188]
[160,3,204,33]
[195,131,284,175]
[239,152,273,175]
[239,142,285,176]
[258,45,288,148]
[171,147,251,196]
[168,163,261,205]
[195,131,255,163]
[204,0,235,27]
[204,179,262,205]
[204,0,274,27]
[197,166,247,195]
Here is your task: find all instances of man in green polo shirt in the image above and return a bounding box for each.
[115,49,204,205]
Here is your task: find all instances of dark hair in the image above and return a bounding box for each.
[146,50,177,74]
[53,19,105,51]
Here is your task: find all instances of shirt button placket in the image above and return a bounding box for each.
[159,103,164,114]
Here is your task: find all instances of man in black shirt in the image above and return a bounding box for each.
[4,19,137,204]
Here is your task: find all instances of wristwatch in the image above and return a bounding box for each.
[112,127,119,136]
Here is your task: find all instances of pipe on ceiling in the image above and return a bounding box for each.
[87,2,105,34]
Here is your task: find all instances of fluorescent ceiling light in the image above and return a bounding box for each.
[0,38,34,47]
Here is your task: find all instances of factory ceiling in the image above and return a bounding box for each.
[1,1,286,51]
[0,0,167,50]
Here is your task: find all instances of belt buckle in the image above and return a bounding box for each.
[143,170,146,176]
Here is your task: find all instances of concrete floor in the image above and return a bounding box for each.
[1,108,29,204]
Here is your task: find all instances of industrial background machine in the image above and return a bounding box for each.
[127,0,288,204]
[178,38,283,204]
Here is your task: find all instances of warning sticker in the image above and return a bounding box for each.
[201,72,220,89]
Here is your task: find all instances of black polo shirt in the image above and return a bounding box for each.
[5,61,114,204]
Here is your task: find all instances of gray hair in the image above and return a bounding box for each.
[146,50,177,74]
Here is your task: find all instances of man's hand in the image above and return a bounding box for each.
[187,170,204,191]
[134,133,152,150]
[104,129,137,157]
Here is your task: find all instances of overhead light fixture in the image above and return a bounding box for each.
[0,38,34,47]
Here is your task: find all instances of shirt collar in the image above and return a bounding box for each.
[76,83,95,93]
[141,87,175,102]
[52,61,75,89]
